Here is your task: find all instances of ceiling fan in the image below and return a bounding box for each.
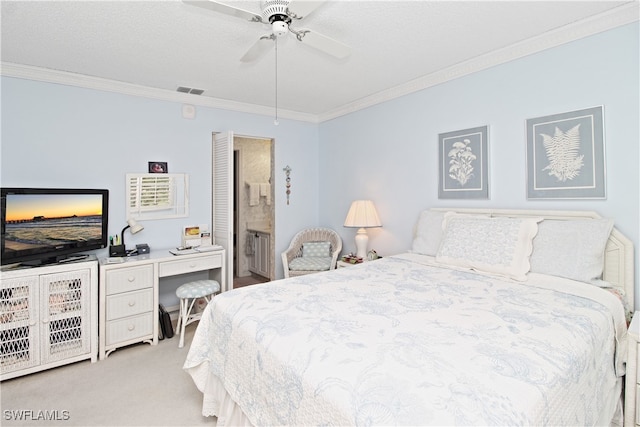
[184,0,350,62]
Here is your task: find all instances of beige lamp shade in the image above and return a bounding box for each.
[127,218,144,234]
[343,200,382,228]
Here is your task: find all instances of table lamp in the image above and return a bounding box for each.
[343,200,382,259]
[121,218,144,250]
[110,218,144,256]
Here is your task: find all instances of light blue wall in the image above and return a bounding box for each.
[2,23,638,307]
[1,78,320,305]
[318,23,640,306]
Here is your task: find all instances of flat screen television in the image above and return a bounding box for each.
[1,187,109,266]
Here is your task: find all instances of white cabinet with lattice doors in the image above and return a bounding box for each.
[0,259,98,380]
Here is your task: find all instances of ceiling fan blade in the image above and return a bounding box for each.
[183,0,262,23]
[296,29,350,59]
[240,35,275,63]
[286,0,325,20]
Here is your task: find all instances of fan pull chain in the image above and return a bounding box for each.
[274,37,279,126]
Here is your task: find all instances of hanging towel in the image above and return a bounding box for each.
[260,183,271,205]
[249,183,259,206]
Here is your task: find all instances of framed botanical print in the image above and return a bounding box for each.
[526,106,605,199]
[438,126,489,199]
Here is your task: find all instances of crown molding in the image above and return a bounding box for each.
[2,2,637,125]
[318,2,639,123]
[0,62,318,123]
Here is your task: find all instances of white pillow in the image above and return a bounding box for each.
[302,241,331,257]
[410,210,446,256]
[529,218,614,283]
[436,214,541,281]
[411,211,492,256]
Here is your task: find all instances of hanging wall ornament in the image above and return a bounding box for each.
[283,165,292,205]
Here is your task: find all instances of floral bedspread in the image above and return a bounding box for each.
[184,253,627,426]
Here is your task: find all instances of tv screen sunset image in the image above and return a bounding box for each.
[4,193,103,252]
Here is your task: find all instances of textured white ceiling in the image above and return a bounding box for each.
[1,1,637,121]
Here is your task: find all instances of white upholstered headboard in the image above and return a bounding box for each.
[431,208,635,311]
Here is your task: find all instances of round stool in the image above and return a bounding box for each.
[175,279,220,348]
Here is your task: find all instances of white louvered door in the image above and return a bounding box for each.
[213,131,233,292]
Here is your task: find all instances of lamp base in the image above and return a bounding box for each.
[354,228,369,259]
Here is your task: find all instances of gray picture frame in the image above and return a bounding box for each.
[526,106,605,199]
[438,126,489,199]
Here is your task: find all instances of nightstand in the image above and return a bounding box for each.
[625,312,640,426]
[337,260,366,268]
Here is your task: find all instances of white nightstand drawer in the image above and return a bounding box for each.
[105,265,153,295]
[636,384,640,423]
[637,343,640,383]
[106,312,153,345]
[106,288,153,321]
[159,254,222,277]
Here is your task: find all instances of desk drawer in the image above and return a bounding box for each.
[106,312,153,345]
[106,288,153,321]
[105,265,153,295]
[159,254,222,277]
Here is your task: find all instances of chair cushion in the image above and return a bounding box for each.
[302,241,331,257]
[289,256,333,271]
[176,280,221,299]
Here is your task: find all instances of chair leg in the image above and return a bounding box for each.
[175,298,183,337]
[178,298,190,348]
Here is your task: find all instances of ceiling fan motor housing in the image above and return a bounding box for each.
[272,20,288,37]
[261,0,291,22]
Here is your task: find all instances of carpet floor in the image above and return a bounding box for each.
[1,323,215,426]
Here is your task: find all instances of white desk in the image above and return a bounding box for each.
[98,249,225,359]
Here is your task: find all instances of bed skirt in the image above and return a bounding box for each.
[185,360,254,426]
[185,358,623,427]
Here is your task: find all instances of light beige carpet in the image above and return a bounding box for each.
[1,323,215,426]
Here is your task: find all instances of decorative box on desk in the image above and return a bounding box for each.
[98,248,225,359]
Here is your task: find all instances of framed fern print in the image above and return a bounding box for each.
[526,106,605,199]
[438,125,489,199]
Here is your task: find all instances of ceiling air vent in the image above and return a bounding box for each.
[176,86,205,95]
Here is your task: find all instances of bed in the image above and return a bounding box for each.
[184,208,634,426]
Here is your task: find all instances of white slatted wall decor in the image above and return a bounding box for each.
[213,132,233,291]
[126,173,189,220]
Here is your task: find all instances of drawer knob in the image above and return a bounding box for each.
[128,301,136,307]
[127,276,136,282]
[189,263,197,268]
[128,325,135,331]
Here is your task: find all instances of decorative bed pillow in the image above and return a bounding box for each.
[302,241,331,258]
[529,218,614,283]
[410,210,446,256]
[410,210,490,256]
[436,214,541,281]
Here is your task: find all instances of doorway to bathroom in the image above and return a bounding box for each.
[232,136,275,288]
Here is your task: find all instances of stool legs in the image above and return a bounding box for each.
[176,295,213,348]
[177,297,195,348]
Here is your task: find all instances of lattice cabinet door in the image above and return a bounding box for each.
[40,270,91,364]
[0,275,40,375]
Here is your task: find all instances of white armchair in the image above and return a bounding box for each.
[281,228,342,278]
